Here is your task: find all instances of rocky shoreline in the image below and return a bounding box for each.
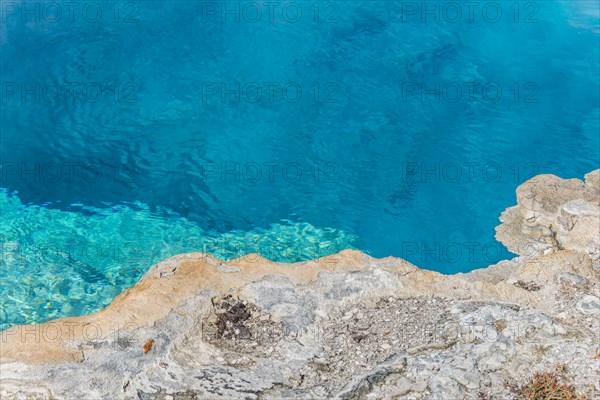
[1,170,599,399]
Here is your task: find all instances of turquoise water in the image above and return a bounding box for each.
[1,1,599,329]
[0,190,355,329]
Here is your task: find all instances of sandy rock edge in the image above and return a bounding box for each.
[1,170,599,400]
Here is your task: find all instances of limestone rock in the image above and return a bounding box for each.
[1,170,599,399]
[496,169,600,260]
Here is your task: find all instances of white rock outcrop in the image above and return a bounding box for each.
[1,170,599,399]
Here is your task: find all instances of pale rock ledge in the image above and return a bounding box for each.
[1,170,599,399]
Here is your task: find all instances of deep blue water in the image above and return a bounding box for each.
[1,1,599,327]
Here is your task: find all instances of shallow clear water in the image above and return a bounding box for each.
[1,1,599,328]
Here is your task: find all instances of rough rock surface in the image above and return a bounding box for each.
[496,170,600,262]
[1,170,599,400]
